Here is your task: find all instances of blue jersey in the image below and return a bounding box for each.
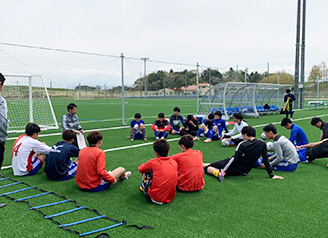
[45,141,80,180]
[212,118,229,135]
[131,120,145,132]
[290,123,308,146]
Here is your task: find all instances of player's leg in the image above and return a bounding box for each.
[140,124,147,140]
[306,143,328,163]
[273,161,298,172]
[204,126,216,143]
[203,157,234,181]
[131,124,139,141]
[57,160,78,181]
[154,130,159,139]
[194,124,208,140]
[109,167,131,180]
[0,143,4,169]
[27,154,47,176]
[297,148,308,163]
[162,131,168,139]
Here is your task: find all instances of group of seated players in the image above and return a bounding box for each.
[9,103,328,205]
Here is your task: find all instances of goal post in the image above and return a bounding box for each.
[2,74,58,133]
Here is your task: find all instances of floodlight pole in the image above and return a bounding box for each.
[121,53,126,125]
[294,0,301,109]
[267,63,270,83]
[141,57,149,98]
[317,76,319,99]
[244,68,248,83]
[196,62,199,113]
[300,0,306,109]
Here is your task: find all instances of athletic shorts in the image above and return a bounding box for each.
[80,179,111,192]
[204,157,247,176]
[27,157,43,176]
[273,161,298,172]
[57,161,78,181]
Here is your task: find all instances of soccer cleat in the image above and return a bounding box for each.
[125,171,132,180]
[218,172,225,182]
[156,137,159,140]
[0,203,6,208]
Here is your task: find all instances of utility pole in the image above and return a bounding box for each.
[184,70,188,99]
[267,63,270,83]
[141,57,149,98]
[196,63,200,113]
[294,0,301,109]
[244,68,248,83]
[121,53,126,125]
[209,68,212,85]
[300,0,306,108]
[235,65,238,81]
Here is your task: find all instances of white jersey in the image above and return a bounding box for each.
[225,120,248,140]
[12,135,51,176]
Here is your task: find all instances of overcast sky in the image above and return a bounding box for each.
[1,0,327,86]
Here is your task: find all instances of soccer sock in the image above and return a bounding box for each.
[141,128,146,138]
[196,128,204,137]
[162,132,168,138]
[213,170,221,177]
[131,128,137,138]
[154,131,159,138]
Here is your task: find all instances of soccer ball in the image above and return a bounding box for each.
[266,142,274,151]
[221,138,230,147]
[261,132,267,140]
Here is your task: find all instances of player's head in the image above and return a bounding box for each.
[0,73,6,91]
[178,135,194,151]
[153,139,170,157]
[87,131,103,147]
[158,112,165,122]
[62,129,76,143]
[214,111,222,119]
[208,113,214,121]
[187,114,193,121]
[263,124,277,140]
[311,117,322,129]
[233,113,243,123]
[134,113,141,122]
[173,107,180,115]
[67,103,77,114]
[25,123,41,138]
[241,126,256,140]
[281,117,293,130]
[286,89,291,94]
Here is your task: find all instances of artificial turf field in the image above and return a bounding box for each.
[1,98,328,238]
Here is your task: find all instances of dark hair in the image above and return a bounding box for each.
[153,139,170,157]
[67,103,77,112]
[134,113,141,119]
[187,114,193,121]
[0,73,6,86]
[173,107,180,112]
[281,117,292,127]
[241,126,256,137]
[233,113,243,120]
[311,117,322,126]
[25,123,41,136]
[87,131,103,145]
[214,111,222,118]
[286,89,291,93]
[158,112,165,118]
[263,124,277,134]
[179,135,194,149]
[208,114,214,120]
[62,129,77,141]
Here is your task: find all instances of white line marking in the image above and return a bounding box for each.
[2,113,328,170]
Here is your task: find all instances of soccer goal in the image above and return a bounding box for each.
[2,74,58,133]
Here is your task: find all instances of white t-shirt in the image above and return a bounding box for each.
[12,135,51,176]
[225,120,248,140]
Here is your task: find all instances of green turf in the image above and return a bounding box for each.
[1,99,328,238]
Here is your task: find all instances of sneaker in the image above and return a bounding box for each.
[160,137,164,139]
[125,171,132,180]
[156,137,159,140]
[143,138,147,141]
[204,138,212,143]
[193,137,200,141]
[218,172,225,182]
[130,138,134,142]
[0,203,6,208]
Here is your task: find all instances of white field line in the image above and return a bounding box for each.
[2,113,328,170]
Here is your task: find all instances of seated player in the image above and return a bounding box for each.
[12,123,51,176]
[259,124,299,172]
[76,131,131,192]
[310,117,328,140]
[171,135,205,192]
[296,138,328,163]
[152,113,170,140]
[281,117,308,162]
[221,112,248,146]
[44,129,80,181]
[194,111,228,143]
[180,114,199,136]
[203,126,283,181]
[138,139,178,204]
[129,113,146,141]
[169,107,184,135]
[194,113,214,141]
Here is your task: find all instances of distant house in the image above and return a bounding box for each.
[75,85,97,90]
[179,83,212,95]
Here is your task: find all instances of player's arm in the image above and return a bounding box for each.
[269,143,283,166]
[34,141,51,155]
[151,123,158,131]
[75,117,84,134]
[226,124,237,137]
[222,120,229,133]
[70,146,80,158]
[289,130,296,144]
[296,138,328,149]
[138,160,152,173]
[164,121,171,131]
[61,115,69,131]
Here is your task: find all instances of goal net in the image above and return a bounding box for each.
[1,74,58,133]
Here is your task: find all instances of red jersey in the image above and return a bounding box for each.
[76,147,116,190]
[138,157,178,203]
[171,149,205,192]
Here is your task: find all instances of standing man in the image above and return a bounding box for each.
[280,118,308,162]
[62,103,84,147]
[0,73,8,208]
[284,89,295,119]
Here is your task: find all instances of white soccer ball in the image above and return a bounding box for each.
[266,142,274,151]
[221,138,230,147]
[261,132,267,140]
